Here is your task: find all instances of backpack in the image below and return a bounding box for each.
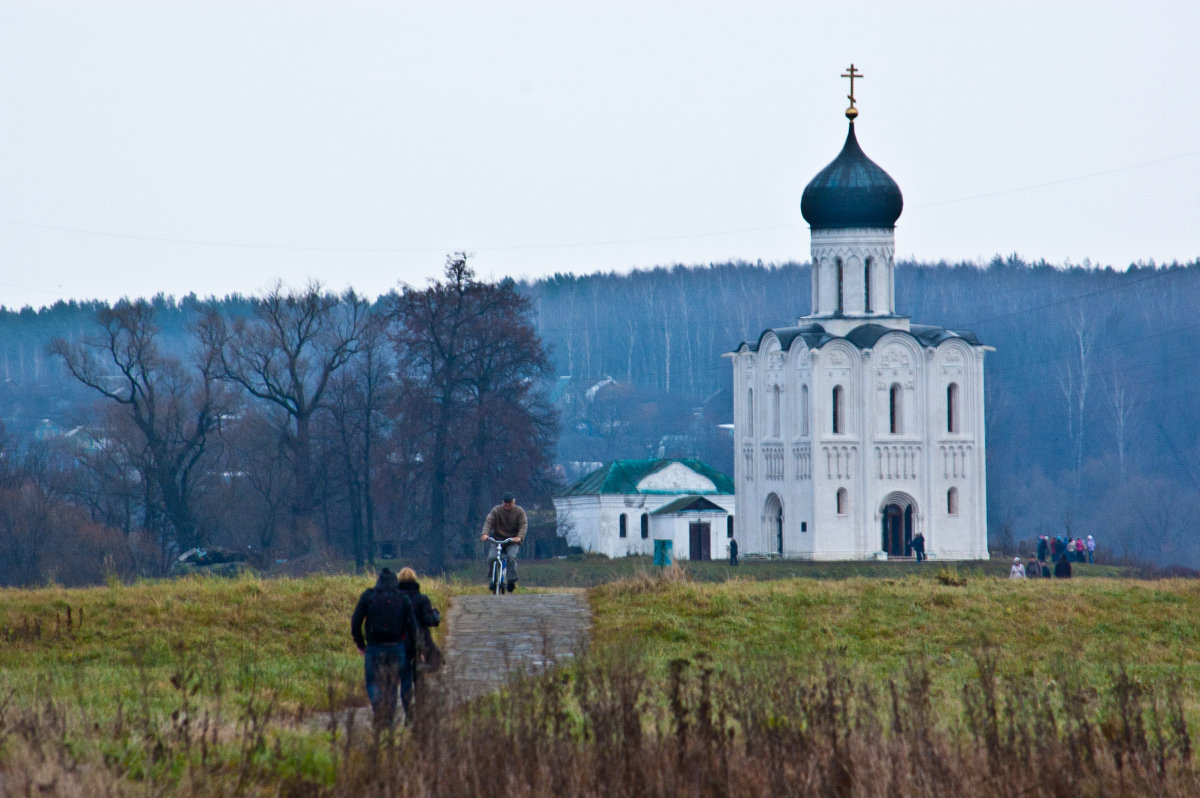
[366,587,415,643]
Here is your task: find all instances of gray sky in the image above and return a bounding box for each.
[2,0,1197,310]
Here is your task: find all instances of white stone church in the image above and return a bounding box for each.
[729,79,990,561]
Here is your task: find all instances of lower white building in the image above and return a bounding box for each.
[554,459,736,560]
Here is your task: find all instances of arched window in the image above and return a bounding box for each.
[836,258,845,314]
[836,488,848,515]
[800,384,810,437]
[947,487,959,515]
[889,383,902,434]
[832,385,845,434]
[640,513,649,539]
[864,258,873,313]
[747,388,754,437]
[619,514,627,538]
[771,385,781,438]
[726,516,734,538]
[947,383,960,433]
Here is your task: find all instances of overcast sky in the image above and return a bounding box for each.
[1,1,1197,310]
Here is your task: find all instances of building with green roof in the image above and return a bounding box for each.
[554,459,735,560]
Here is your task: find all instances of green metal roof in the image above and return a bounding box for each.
[651,495,728,515]
[558,458,734,497]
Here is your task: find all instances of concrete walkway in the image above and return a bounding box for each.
[438,591,591,701]
[311,589,591,733]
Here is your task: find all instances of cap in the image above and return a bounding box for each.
[502,492,515,502]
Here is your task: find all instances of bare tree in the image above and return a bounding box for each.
[1056,306,1095,498]
[50,300,226,556]
[199,282,370,545]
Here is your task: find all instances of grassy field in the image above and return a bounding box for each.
[1,559,1196,795]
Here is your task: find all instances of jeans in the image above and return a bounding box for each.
[487,543,520,584]
[364,642,411,726]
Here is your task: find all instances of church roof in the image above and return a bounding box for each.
[558,458,734,497]
[651,495,728,515]
[800,122,903,230]
[735,321,983,354]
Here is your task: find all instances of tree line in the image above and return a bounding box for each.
[3,254,1200,583]
[0,256,556,585]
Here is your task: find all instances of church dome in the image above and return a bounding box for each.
[801,122,903,230]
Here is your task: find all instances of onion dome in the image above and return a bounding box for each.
[800,122,903,230]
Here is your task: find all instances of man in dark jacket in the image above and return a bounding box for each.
[480,492,527,592]
[351,567,420,727]
[1054,554,1072,579]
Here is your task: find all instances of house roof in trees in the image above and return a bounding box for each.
[734,321,983,354]
[650,495,728,515]
[558,459,734,497]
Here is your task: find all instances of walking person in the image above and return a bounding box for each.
[396,567,442,704]
[481,492,527,592]
[351,567,420,729]
[728,536,739,566]
[1036,535,1048,563]
[1086,535,1096,564]
[1009,557,1026,579]
[1054,553,1072,579]
[911,531,926,563]
[1026,555,1040,580]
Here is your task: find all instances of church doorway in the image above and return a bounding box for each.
[879,493,916,557]
[689,521,711,561]
[764,494,783,555]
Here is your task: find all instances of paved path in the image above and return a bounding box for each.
[439,591,591,701]
[310,590,591,733]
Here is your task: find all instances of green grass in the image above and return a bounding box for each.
[588,570,1200,701]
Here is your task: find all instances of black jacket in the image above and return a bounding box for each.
[351,569,420,649]
[1054,556,1072,579]
[398,579,440,649]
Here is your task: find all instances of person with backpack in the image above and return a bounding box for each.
[351,567,420,728]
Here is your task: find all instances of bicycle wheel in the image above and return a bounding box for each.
[493,561,504,596]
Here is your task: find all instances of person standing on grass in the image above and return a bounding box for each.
[1055,554,1072,579]
[1037,535,1049,563]
[1026,555,1039,580]
[1086,535,1096,564]
[351,567,420,728]
[911,532,926,563]
[1009,557,1026,579]
[729,536,739,566]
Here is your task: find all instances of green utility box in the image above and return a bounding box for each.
[653,539,673,567]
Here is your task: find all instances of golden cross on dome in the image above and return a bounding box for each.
[841,63,863,120]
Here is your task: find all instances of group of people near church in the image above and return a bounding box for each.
[1009,534,1097,580]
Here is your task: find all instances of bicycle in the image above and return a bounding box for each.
[486,536,518,596]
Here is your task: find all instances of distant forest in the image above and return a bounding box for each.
[3,255,1200,577]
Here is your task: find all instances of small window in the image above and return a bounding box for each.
[747,388,755,437]
[640,513,649,539]
[864,258,873,313]
[726,516,734,538]
[889,384,902,434]
[771,385,782,438]
[800,384,810,437]
[947,487,959,516]
[836,258,845,314]
[832,385,845,434]
[836,488,848,515]
[947,383,960,434]
[619,514,627,538]
[801,521,808,532]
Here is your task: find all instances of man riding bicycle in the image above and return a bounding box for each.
[481,492,526,592]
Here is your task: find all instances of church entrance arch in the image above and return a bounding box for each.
[879,492,917,557]
[763,494,784,555]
